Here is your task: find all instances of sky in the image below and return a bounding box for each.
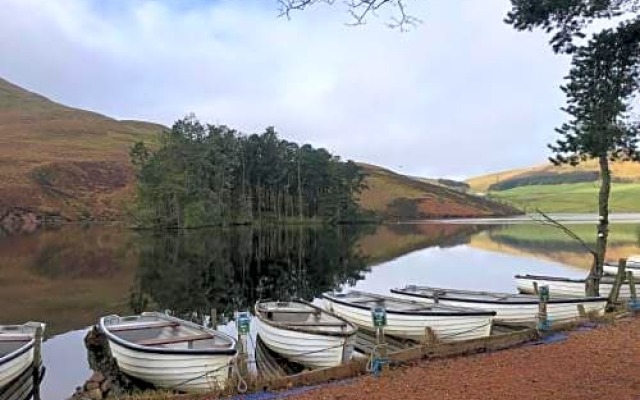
[0,0,572,179]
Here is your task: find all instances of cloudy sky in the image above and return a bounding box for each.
[0,0,571,179]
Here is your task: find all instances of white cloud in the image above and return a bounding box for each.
[0,0,571,178]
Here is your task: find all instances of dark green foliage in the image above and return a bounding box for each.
[549,21,640,166]
[506,0,640,53]
[489,171,601,191]
[131,226,372,318]
[130,116,367,228]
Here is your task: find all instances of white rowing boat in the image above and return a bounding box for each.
[255,300,357,369]
[604,256,640,277]
[323,291,495,343]
[515,274,633,298]
[0,322,45,391]
[99,312,237,393]
[391,286,607,325]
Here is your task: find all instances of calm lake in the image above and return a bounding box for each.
[2,216,640,399]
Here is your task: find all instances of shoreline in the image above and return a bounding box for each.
[288,313,640,400]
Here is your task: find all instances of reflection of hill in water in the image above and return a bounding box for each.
[1,222,495,335]
[358,223,489,266]
[0,226,137,335]
[470,223,640,270]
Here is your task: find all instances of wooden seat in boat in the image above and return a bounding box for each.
[136,333,212,346]
[109,321,180,332]
[0,335,32,342]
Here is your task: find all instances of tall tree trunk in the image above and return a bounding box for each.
[586,154,611,296]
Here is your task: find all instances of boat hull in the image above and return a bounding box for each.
[392,293,605,325]
[324,299,492,343]
[255,318,355,369]
[0,346,33,390]
[604,263,640,278]
[516,276,631,298]
[108,340,234,393]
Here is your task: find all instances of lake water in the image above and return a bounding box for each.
[2,217,639,399]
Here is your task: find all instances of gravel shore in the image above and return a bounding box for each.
[289,316,640,400]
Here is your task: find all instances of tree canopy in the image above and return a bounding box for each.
[506,0,640,53]
[130,115,368,228]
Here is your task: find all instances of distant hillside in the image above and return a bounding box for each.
[357,163,521,219]
[0,77,164,224]
[0,77,520,227]
[467,160,640,193]
[466,161,640,213]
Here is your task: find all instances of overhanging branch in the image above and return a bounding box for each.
[278,0,421,29]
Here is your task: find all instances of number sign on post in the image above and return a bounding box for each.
[237,312,251,335]
[372,305,387,328]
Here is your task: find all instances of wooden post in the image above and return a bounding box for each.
[533,281,539,295]
[577,304,586,319]
[424,327,437,348]
[210,308,217,330]
[607,258,627,310]
[32,324,43,400]
[236,312,250,379]
[537,285,549,331]
[627,271,638,311]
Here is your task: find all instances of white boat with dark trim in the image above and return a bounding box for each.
[99,312,237,393]
[604,256,640,277]
[0,322,45,391]
[323,291,495,343]
[515,274,633,298]
[255,300,357,369]
[391,286,607,325]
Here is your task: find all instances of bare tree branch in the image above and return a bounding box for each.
[278,0,421,30]
[531,209,598,260]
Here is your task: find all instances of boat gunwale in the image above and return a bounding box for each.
[0,339,34,366]
[99,312,237,356]
[255,299,358,338]
[323,291,497,317]
[0,322,43,367]
[515,274,619,287]
[391,287,608,305]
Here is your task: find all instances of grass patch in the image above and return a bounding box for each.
[489,182,640,213]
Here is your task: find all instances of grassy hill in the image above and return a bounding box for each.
[467,161,640,213]
[358,163,520,219]
[0,77,164,222]
[0,77,521,224]
[467,160,640,193]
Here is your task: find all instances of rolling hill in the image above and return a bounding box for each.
[0,77,520,229]
[357,163,520,219]
[0,77,164,226]
[467,161,640,213]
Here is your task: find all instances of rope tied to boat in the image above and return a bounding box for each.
[232,355,249,393]
[366,344,389,377]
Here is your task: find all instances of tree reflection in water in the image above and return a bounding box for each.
[129,225,373,323]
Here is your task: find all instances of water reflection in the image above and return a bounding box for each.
[2,219,640,399]
[130,226,373,321]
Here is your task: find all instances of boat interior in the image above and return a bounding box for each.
[103,314,234,350]
[0,325,34,360]
[398,286,540,303]
[331,291,491,313]
[257,301,356,333]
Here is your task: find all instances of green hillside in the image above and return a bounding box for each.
[489,182,640,213]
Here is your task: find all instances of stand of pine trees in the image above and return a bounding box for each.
[130,115,369,228]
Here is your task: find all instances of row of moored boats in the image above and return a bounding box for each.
[3,257,637,395]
